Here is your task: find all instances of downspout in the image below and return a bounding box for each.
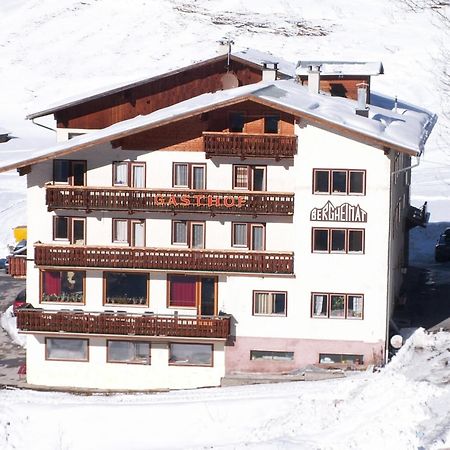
[31,118,57,133]
[384,154,420,364]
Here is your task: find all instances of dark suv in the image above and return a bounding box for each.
[435,228,450,262]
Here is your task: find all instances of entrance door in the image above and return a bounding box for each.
[199,277,216,316]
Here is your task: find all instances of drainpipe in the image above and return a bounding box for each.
[31,118,57,133]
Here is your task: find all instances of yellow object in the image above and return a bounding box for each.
[13,226,27,242]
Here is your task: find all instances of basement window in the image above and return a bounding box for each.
[250,350,294,361]
[319,353,363,365]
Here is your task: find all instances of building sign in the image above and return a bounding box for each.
[310,201,367,222]
[154,193,246,209]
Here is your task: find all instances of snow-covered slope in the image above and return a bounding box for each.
[0,0,449,253]
[0,328,449,449]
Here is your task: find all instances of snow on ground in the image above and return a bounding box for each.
[0,306,26,348]
[0,328,449,450]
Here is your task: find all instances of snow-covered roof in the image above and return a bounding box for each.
[0,127,9,136]
[26,48,295,120]
[295,61,384,76]
[0,80,436,173]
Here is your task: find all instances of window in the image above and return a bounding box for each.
[113,161,146,187]
[311,293,364,319]
[167,275,197,308]
[253,291,287,316]
[167,275,217,314]
[232,165,266,191]
[107,340,151,364]
[46,338,88,361]
[250,350,294,361]
[229,112,244,132]
[104,272,148,305]
[172,221,205,248]
[319,353,363,365]
[312,228,364,254]
[313,169,365,195]
[41,270,84,303]
[232,223,265,250]
[53,216,85,244]
[112,219,145,246]
[173,163,206,189]
[53,160,86,186]
[264,116,280,134]
[169,343,213,366]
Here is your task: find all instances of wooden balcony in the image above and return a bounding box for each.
[34,244,294,275]
[203,132,297,159]
[46,186,294,216]
[17,309,231,339]
[7,255,26,278]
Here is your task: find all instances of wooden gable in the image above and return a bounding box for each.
[56,57,264,130]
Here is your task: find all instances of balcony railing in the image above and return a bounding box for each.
[203,132,297,159]
[17,309,231,339]
[46,186,294,216]
[7,255,26,278]
[34,244,294,275]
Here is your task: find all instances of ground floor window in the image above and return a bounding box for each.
[46,338,88,361]
[319,353,364,365]
[311,293,364,319]
[250,350,294,361]
[41,270,84,303]
[107,340,151,364]
[104,272,148,305]
[253,291,287,316]
[169,343,213,366]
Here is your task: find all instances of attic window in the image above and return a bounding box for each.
[230,113,244,132]
[264,116,279,134]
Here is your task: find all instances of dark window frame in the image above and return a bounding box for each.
[312,227,365,254]
[53,216,86,244]
[311,292,364,320]
[232,164,267,191]
[169,342,214,367]
[171,220,205,249]
[252,290,287,316]
[312,169,366,195]
[112,161,146,188]
[53,159,87,186]
[112,218,146,246]
[172,162,207,190]
[232,222,266,250]
[103,271,149,307]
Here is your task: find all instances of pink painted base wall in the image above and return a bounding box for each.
[225,336,385,374]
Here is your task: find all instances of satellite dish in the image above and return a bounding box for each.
[390,335,403,349]
[221,72,239,90]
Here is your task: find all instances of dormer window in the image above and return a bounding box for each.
[264,116,279,134]
[53,160,86,186]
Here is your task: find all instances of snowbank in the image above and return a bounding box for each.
[0,305,26,348]
[0,328,449,449]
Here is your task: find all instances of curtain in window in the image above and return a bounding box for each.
[43,271,62,295]
[192,166,205,190]
[255,292,270,314]
[175,164,188,186]
[114,163,128,185]
[174,222,187,244]
[314,295,325,316]
[170,276,196,307]
[133,222,145,247]
[132,165,145,188]
[252,226,264,250]
[234,166,248,189]
[114,220,128,242]
[191,224,204,248]
[233,224,247,246]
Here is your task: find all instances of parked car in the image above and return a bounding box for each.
[12,289,29,315]
[0,258,6,269]
[435,228,450,262]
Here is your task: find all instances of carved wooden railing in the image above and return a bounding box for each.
[34,244,294,275]
[46,186,294,215]
[203,132,297,159]
[17,309,231,339]
[7,255,26,278]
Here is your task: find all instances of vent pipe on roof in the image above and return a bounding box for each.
[307,65,321,94]
[355,82,369,118]
[262,62,278,82]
